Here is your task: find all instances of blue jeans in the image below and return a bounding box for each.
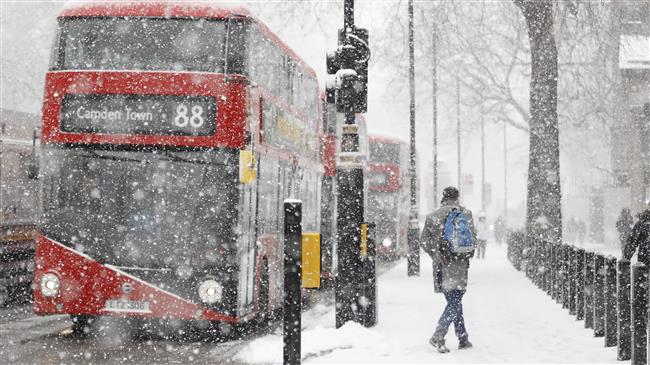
[433,289,468,340]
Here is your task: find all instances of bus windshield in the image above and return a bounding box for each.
[39,145,239,270]
[54,17,228,72]
[368,192,398,227]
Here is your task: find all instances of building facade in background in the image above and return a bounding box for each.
[618,1,650,216]
[556,1,649,244]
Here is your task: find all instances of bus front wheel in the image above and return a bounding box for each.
[70,315,97,337]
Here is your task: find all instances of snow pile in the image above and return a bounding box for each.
[236,320,390,364]
[234,302,392,364]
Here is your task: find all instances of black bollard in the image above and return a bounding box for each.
[593,254,605,337]
[547,243,556,296]
[528,239,535,282]
[544,243,553,295]
[544,242,551,293]
[528,238,535,283]
[560,245,569,308]
[584,251,595,329]
[283,200,302,365]
[631,263,648,365]
[515,233,526,271]
[617,259,631,361]
[556,244,563,304]
[540,241,548,290]
[541,242,546,287]
[548,243,556,298]
[569,247,577,315]
[552,243,560,301]
[604,256,617,347]
[532,240,539,286]
[530,240,536,282]
[576,248,585,320]
[555,243,564,302]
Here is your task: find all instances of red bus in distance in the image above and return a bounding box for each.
[367,135,409,261]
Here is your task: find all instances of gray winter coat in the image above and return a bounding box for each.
[420,199,476,292]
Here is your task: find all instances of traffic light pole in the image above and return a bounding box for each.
[344,0,354,27]
[328,0,373,328]
[406,0,420,276]
[335,115,364,328]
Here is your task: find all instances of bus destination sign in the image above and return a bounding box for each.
[60,94,217,136]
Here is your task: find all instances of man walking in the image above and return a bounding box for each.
[420,186,475,353]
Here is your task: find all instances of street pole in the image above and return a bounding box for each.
[406,0,420,276]
[630,106,648,215]
[344,0,353,27]
[432,28,438,210]
[503,121,508,228]
[456,75,461,195]
[0,130,3,223]
[481,113,485,212]
[327,0,376,328]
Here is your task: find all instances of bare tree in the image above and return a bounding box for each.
[513,0,562,243]
[438,1,531,133]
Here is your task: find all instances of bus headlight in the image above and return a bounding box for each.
[40,273,60,297]
[198,279,223,304]
[382,238,393,247]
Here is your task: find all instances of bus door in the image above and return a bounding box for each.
[237,93,261,315]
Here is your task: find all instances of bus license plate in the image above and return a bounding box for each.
[104,299,151,313]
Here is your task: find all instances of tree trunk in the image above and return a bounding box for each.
[515,0,562,243]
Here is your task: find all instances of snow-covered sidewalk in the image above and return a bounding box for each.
[234,244,619,364]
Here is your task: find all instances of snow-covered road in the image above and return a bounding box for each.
[235,243,620,364]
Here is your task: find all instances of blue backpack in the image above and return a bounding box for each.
[443,209,476,254]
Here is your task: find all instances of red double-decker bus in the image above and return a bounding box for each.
[34,2,325,335]
[367,136,409,260]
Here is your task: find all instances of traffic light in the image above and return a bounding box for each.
[326,26,369,114]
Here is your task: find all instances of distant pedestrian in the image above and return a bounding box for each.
[616,208,634,256]
[623,207,650,266]
[475,214,488,259]
[577,220,586,244]
[494,216,505,246]
[420,186,475,353]
[565,217,577,244]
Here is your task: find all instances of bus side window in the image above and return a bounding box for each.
[258,155,278,235]
[277,161,291,236]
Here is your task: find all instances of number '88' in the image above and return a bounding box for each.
[174,104,204,128]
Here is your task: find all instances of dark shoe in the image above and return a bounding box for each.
[429,336,450,353]
[458,338,473,349]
